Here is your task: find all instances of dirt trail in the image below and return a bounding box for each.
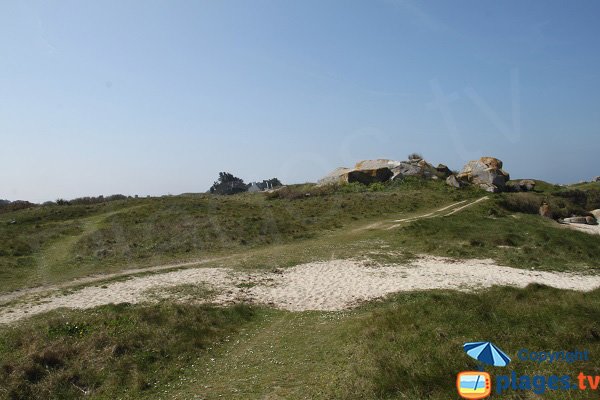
[0,256,232,305]
[385,196,488,230]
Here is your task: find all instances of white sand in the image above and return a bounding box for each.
[2,256,599,324]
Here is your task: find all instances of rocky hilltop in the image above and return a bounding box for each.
[319,155,520,193]
[318,157,452,186]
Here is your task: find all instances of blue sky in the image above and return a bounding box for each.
[1,0,599,202]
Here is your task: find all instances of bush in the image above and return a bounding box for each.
[554,189,600,211]
[368,182,386,192]
[209,172,248,195]
[338,182,368,193]
[497,192,591,219]
[69,195,127,206]
[497,193,541,215]
[0,200,37,214]
[265,184,338,200]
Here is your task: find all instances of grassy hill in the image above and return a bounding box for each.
[0,179,483,293]
[1,179,600,399]
[2,179,599,294]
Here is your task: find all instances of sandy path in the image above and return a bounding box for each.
[562,222,600,235]
[2,256,598,324]
[386,196,488,230]
[0,256,233,305]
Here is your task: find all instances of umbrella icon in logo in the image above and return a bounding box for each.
[463,341,511,368]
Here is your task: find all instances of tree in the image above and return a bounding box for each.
[209,172,248,195]
[264,178,283,188]
[408,152,423,161]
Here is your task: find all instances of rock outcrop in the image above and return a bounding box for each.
[436,164,452,176]
[317,157,451,186]
[506,179,536,192]
[347,168,394,185]
[446,174,466,188]
[454,157,510,192]
[392,159,436,180]
[562,216,598,225]
[354,159,401,170]
[519,179,536,191]
[563,216,589,224]
[539,202,552,218]
[317,167,353,186]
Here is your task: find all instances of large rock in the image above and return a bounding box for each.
[590,209,600,219]
[563,216,592,225]
[519,179,536,191]
[391,162,427,180]
[446,174,465,188]
[539,202,552,218]
[317,167,353,185]
[507,179,536,192]
[318,158,452,186]
[594,176,600,182]
[436,164,452,176]
[354,159,401,170]
[318,159,401,186]
[391,159,450,180]
[478,183,500,193]
[347,168,394,184]
[456,157,510,192]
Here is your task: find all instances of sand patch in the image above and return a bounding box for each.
[1,256,599,324]
[561,222,600,235]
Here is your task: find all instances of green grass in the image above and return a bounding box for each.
[333,285,600,399]
[568,181,600,191]
[0,201,140,293]
[168,285,600,400]
[0,302,257,400]
[2,179,600,399]
[2,178,600,294]
[4,285,596,399]
[0,180,479,293]
[386,199,600,271]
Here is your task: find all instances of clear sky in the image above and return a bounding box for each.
[1,0,599,202]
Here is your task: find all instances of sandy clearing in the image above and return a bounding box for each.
[562,222,600,235]
[249,257,600,311]
[2,256,599,324]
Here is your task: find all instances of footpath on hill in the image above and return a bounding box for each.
[2,196,600,325]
